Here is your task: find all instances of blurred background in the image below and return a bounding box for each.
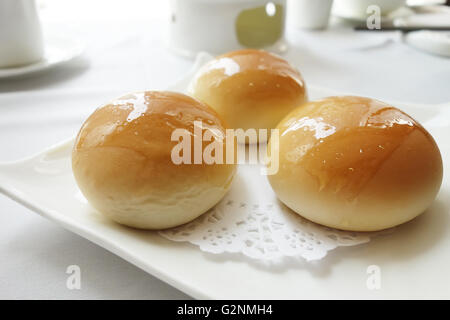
[0,0,449,299]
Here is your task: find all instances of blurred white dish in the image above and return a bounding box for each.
[405,31,450,57]
[333,0,406,20]
[395,13,450,27]
[407,0,446,6]
[0,33,84,79]
[1,52,450,299]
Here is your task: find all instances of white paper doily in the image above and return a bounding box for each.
[160,164,379,262]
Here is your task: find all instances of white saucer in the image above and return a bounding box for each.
[332,6,414,24]
[0,34,84,79]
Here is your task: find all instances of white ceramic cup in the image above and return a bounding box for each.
[0,0,44,68]
[169,0,287,57]
[287,0,334,30]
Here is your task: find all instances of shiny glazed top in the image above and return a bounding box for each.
[73,91,228,163]
[189,49,308,131]
[273,96,443,200]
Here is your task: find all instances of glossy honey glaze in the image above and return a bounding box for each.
[189,49,308,131]
[191,49,306,97]
[276,96,439,200]
[74,91,228,163]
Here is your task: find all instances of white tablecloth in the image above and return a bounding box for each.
[1,0,449,299]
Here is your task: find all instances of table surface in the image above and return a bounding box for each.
[1,0,449,299]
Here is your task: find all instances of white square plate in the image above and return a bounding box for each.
[1,53,450,299]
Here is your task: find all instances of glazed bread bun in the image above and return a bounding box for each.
[72,91,236,230]
[268,96,443,231]
[189,49,307,141]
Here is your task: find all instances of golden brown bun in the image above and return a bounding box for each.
[189,49,307,140]
[72,91,236,230]
[268,96,443,231]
